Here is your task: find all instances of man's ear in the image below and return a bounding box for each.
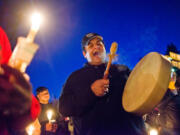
[83,51,86,58]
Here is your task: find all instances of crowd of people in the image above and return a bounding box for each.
[1,26,180,135]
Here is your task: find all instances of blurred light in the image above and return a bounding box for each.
[47,109,53,121]
[171,68,175,72]
[65,117,70,121]
[30,12,43,32]
[26,124,34,135]
[168,57,172,61]
[149,128,158,135]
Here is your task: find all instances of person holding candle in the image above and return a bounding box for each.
[59,33,146,135]
[36,86,69,135]
[0,26,41,135]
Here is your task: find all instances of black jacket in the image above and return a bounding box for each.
[59,63,145,135]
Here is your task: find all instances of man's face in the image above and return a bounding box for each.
[83,37,106,65]
[37,90,50,103]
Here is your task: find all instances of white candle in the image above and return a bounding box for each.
[47,110,53,123]
[8,12,42,72]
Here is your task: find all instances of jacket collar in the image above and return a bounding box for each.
[84,62,107,69]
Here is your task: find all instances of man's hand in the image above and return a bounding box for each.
[91,79,109,97]
[26,119,41,135]
[45,123,58,132]
[0,64,32,116]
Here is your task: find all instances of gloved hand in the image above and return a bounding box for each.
[0,64,32,117]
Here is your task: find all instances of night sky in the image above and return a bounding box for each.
[1,0,180,100]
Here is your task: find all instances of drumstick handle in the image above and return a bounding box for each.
[103,42,118,79]
[103,58,112,79]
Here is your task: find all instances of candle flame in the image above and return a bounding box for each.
[149,128,158,135]
[26,124,34,135]
[47,110,53,121]
[30,12,43,32]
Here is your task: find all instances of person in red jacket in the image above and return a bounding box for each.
[0,26,40,135]
[0,27,12,64]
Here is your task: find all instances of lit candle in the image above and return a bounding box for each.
[26,124,35,135]
[149,128,158,135]
[27,12,43,43]
[47,109,53,123]
[8,12,43,72]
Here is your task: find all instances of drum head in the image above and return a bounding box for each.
[122,52,172,115]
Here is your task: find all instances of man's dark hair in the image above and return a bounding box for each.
[36,86,48,95]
